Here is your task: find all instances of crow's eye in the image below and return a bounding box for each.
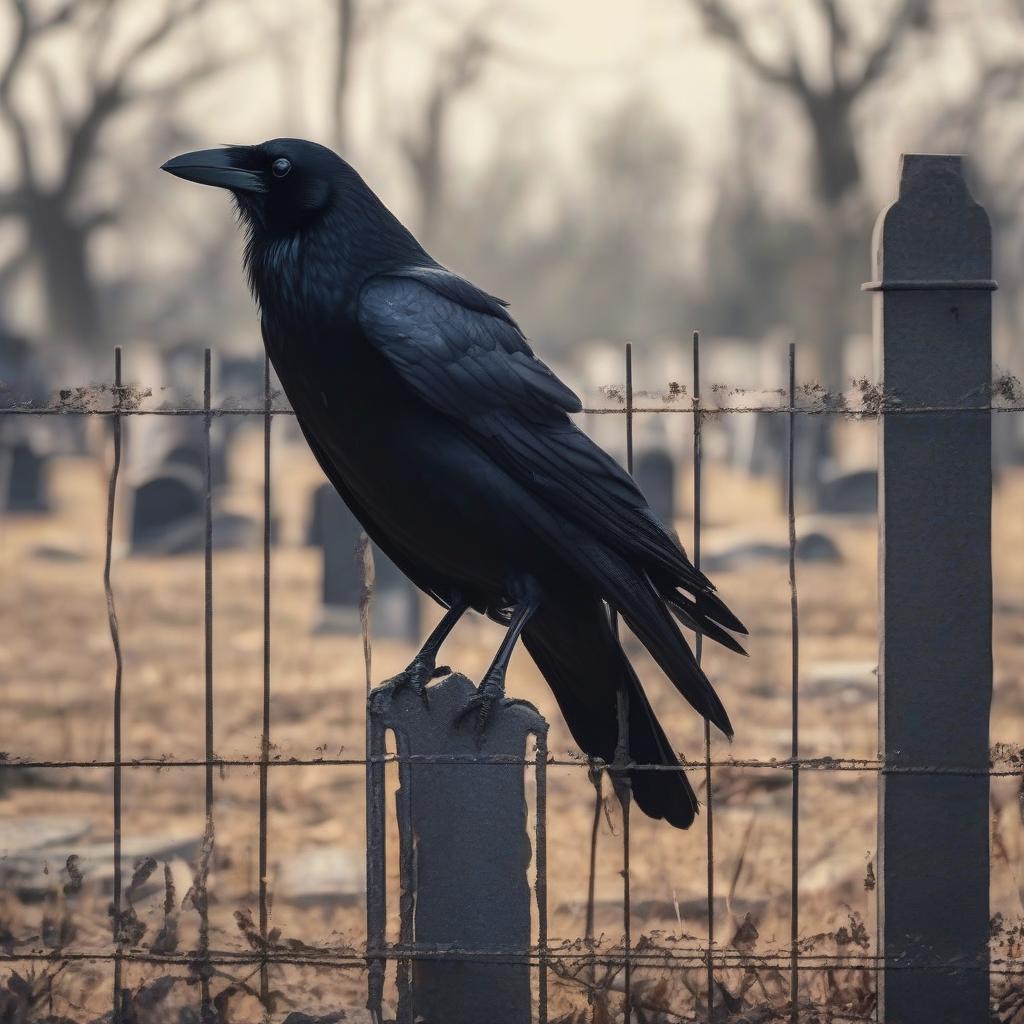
[271,158,291,178]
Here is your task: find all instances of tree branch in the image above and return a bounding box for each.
[849,0,930,94]
[0,239,33,295]
[0,189,29,218]
[0,1,37,187]
[108,0,206,83]
[58,0,216,198]
[334,0,356,147]
[689,0,803,88]
[815,0,848,90]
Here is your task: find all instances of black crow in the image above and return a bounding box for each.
[162,138,747,828]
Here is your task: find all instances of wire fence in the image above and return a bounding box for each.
[1,329,1022,1024]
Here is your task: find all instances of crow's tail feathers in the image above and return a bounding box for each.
[522,591,700,829]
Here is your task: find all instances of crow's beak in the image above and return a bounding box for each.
[161,148,265,193]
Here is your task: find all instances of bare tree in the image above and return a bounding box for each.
[330,0,401,152]
[333,0,357,149]
[0,0,237,353]
[689,0,931,205]
[925,2,1024,367]
[398,19,495,245]
[686,0,933,387]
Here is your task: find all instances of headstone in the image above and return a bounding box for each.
[372,549,421,644]
[2,440,49,513]
[803,660,877,705]
[367,674,546,1024]
[278,848,364,906]
[161,342,205,400]
[309,483,363,630]
[0,816,93,855]
[818,468,876,515]
[309,482,420,640]
[218,355,266,406]
[162,437,228,489]
[701,529,841,572]
[1,831,201,900]
[0,327,50,494]
[747,411,786,477]
[130,466,203,554]
[795,530,841,562]
[635,448,676,530]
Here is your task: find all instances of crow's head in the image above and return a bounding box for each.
[163,137,427,309]
[162,138,345,234]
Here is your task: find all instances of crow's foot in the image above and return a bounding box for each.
[455,673,506,733]
[372,653,450,712]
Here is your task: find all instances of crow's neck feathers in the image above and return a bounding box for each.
[241,167,432,327]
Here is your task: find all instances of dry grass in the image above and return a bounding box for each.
[1,418,1022,1021]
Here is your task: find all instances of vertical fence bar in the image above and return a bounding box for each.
[365,712,387,1023]
[618,341,633,1017]
[105,347,124,1023]
[535,727,549,1024]
[396,739,414,1024]
[584,767,601,986]
[200,350,215,1019]
[786,343,800,1022]
[258,355,272,1008]
[693,330,714,1022]
[364,533,385,1019]
[868,154,994,1023]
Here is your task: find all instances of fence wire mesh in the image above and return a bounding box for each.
[1,339,1023,1024]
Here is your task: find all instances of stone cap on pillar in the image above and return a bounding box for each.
[864,153,995,291]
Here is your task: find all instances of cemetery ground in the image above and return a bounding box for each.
[2,425,1023,1021]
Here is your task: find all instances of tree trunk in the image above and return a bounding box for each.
[334,0,356,150]
[27,196,103,352]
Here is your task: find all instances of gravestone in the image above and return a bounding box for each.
[309,482,420,640]
[219,355,266,405]
[635,448,676,531]
[130,465,204,554]
[372,548,421,644]
[1,830,200,900]
[818,468,877,515]
[278,847,364,907]
[701,529,841,573]
[367,674,546,1024]
[162,437,228,489]
[747,411,786,477]
[309,483,364,630]
[2,440,49,513]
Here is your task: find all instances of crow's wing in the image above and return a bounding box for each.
[357,269,742,632]
[357,269,581,424]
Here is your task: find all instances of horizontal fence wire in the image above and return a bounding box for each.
[2,754,1022,775]
[3,361,1023,1015]
[1,947,1021,976]
[2,403,1024,416]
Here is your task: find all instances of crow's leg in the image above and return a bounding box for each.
[457,591,541,732]
[381,596,469,703]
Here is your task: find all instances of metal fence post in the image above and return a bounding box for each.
[368,672,547,1024]
[867,154,994,1022]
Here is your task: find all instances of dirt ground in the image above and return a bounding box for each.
[1,414,1022,1022]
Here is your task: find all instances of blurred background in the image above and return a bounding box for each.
[2,1,1024,1020]
[0,0,1023,382]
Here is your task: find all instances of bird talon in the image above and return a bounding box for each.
[381,654,440,707]
[456,678,505,733]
